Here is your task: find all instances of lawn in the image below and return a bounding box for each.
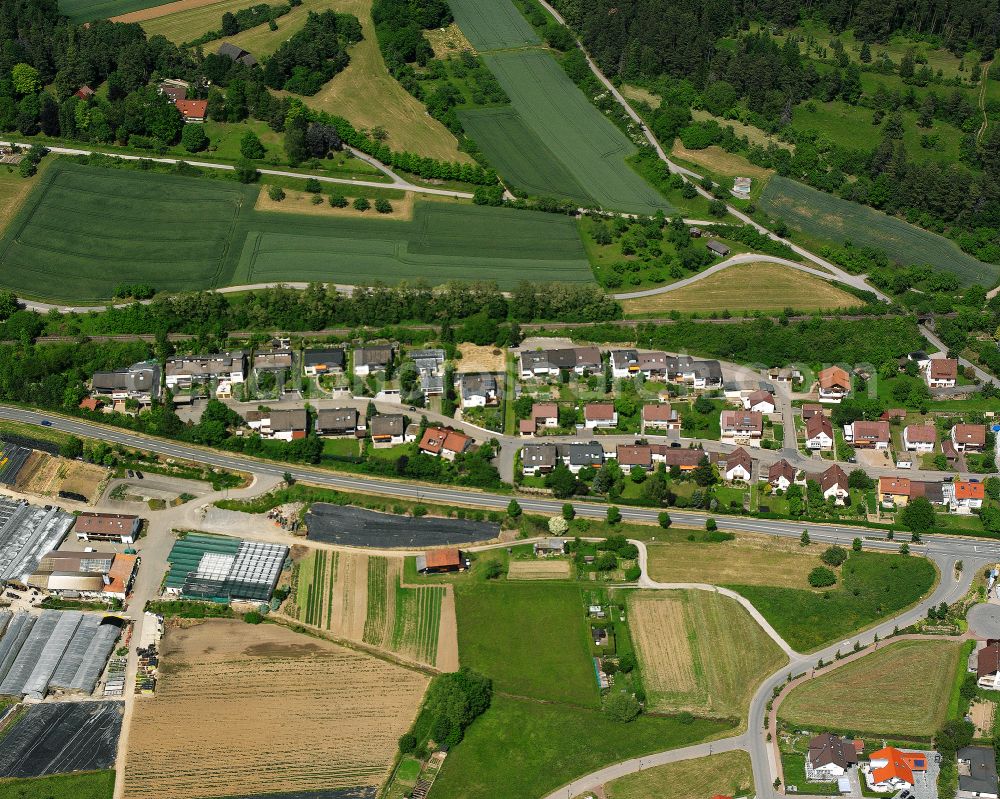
[430,694,734,799]
[0,770,115,799]
[645,534,828,590]
[629,590,787,721]
[59,0,174,23]
[727,551,938,652]
[299,0,469,163]
[454,581,599,707]
[758,176,999,287]
[0,159,592,301]
[605,751,753,799]
[780,639,963,737]
[620,263,863,316]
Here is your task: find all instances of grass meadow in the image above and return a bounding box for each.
[728,551,937,652]
[430,694,734,799]
[780,639,962,737]
[605,751,754,799]
[454,581,599,707]
[0,160,592,301]
[0,770,115,799]
[758,177,1000,287]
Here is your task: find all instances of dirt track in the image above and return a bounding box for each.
[110,0,220,23]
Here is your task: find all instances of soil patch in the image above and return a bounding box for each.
[456,343,506,374]
[305,503,499,547]
[256,187,415,220]
[508,560,572,580]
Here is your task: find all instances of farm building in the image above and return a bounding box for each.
[217,41,258,67]
[164,533,287,602]
[706,239,731,257]
[0,610,124,699]
[0,496,73,582]
[415,548,465,573]
[27,551,138,601]
[73,512,141,544]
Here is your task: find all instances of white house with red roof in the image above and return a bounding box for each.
[944,480,985,514]
[584,403,617,429]
[805,414,834,451]
[744,389,775,414]
[864,748,928,792]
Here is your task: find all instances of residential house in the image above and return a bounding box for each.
[818,464,850,504]
[253,348,293,375]
[944,480,985,514]
[27,551,138,602]
[903,424,938,452]
[303,348,345,376]
[952,424,988,453]
[165,351,246,389]
[175,99,208,123]
[720,410,764,445]
[745,389,775,414]
[519,347,601,378]
[314,407,358,437]
[74,85,95,100]
[535,539,566,556]
[460,374,498,408]
[767,459,796,491]
[245,409,308,441]
[78,397,103,412]
[769,367,802,386]
[957,746,999,799]
[903,351,932,372]
[616,444,652,471]
[641,403,681,433]
[845,420,891,449]
[521,443,558,476]
[801,404,824,421]
[926,358,959,388]
[721,447,753,482]
[558,441,604,473]
[808,733,859,780]
[865,748,928,792]
[158,80,188,103]
[879,476,912,508]
[369,414,405,447]
[652,447,705,471]
[419,427,473,461]
[533,403,559,428]
[217,41,258,67]
[667,356,724,389]
[706,239,730,257]
[818,366,851,403]
[584,403,617,429]
[805,414,834,451]
[92,361,160,403]
[73,513,141,544]
[353,345,394,377]
[977,641,1000,690]
[610,349,669,378]
[415,548,464,574]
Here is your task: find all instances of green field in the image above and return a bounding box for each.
[58,0,173,23]
[0,769,115,799]
[454,581,599,707]
[728,551,937,652]
[758,176,1000,287]
[0,160,593,301]
[780,639,962,737]
[430,694,733,799]
[449,0,540,50]
[605,751,753,799]
[466,49,672,214]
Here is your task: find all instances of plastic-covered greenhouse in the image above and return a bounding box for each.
[165,533,287,602]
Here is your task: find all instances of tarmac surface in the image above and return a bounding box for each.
[305,503,499,548]
[967,602,1000,639]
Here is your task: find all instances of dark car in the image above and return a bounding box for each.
[134,471,143,480]
[41,420,52,426]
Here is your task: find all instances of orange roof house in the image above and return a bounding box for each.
[869,748,927,788]
[79,397,102,411]
[175,99,208,122]
[819,366,850,390]
[418,427,472,459]
[955,481,986,501]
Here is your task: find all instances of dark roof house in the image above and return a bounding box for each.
[217,42,258,67]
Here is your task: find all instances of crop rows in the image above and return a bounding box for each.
[362,556,389,648]
[391,582,443,665]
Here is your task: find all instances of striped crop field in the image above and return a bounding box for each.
[449,0,540,50]
[292,551,449,667]
[758,176,1000,287]
[0,160,593,301]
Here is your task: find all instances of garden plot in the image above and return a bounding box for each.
[291,550,457,669]
[124,620,427,799]
[629,590,787,720]
[0,701,123,777]
[507,560,572,580]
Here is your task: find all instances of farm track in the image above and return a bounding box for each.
[977,62,993,144]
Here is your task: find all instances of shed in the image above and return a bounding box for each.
[706,239,731,257]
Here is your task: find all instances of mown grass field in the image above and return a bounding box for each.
[728,551,937,652]
[431,694,734,799]
[59,0,174,23]
[300,0,469,162]
[0,770,115,799]
[621,263,862,315]
[139,0,256,41]
[0,160,592,301]
[780,639,962,737]
[629,590,787,721]
[646,533,828,589]
[605,751,753,799]
[0,160,50,238]
[758,177,999,287]
[467,49,672,215]
[454,581,598,707]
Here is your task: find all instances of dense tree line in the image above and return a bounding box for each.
[261,10,361,95]
[183,1,297,48]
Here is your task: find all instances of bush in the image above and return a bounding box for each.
[607,506,621,524]
[267,185,285,201]
[482,560,504,580]
[304,177,322,193]
[243,610,264,624]
[705,518,717,531]
[181,123,209,153]
[808,566,837,587]
[603,691,641,723]
[618,652,637,672]
[375,198,393,213]
[398,732,417,753]
[329,192,348,207]
[353,197,371,211]
[624,565,641,581]
[548,515,569,535]
[821,546,848,567]
[658,511,672,529]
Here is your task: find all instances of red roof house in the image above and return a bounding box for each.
[175,99,208,123]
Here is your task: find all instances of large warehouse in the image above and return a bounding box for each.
[0,497,74,583]
[164,533,287,602]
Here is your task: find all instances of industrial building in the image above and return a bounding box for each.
[164,533,287,602]
[73,512,141,544]
[27,551,138,602]
[0,497,73,583]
